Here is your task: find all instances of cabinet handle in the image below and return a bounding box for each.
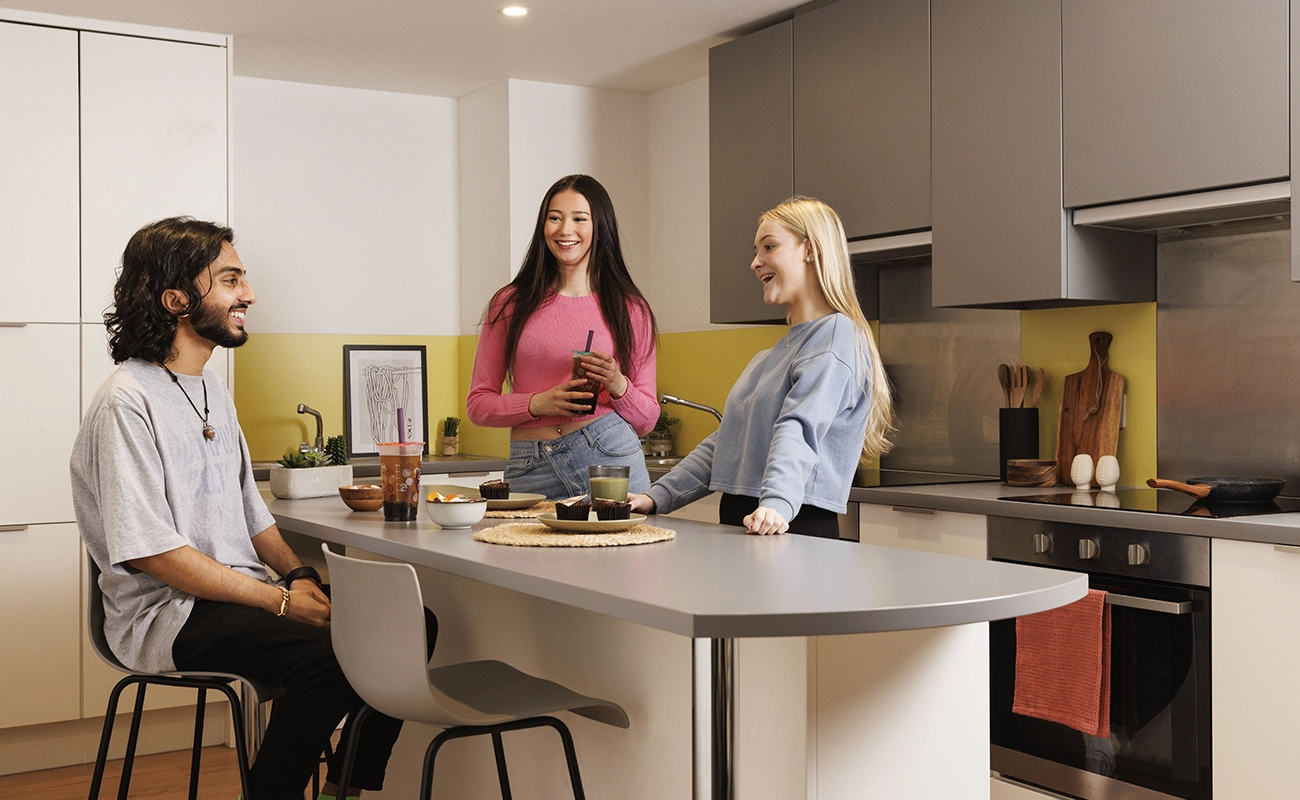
[1105,593,1200,615]
[1274,544,1300,555]
[890,505,936,515]
[0,322,29,328]
[0,525,30,532]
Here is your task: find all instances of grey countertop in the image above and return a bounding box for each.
[266,491,1086,640]
[252,454,506,482]
[850,481,1300,546]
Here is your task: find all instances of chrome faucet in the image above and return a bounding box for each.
[661,394,722,422]
[297,404,324,453]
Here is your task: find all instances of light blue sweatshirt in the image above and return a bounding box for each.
[647,312,871,520]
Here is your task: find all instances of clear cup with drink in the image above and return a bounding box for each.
[377,441,424,521]
[588,465,630,503]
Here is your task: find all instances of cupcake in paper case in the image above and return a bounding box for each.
[593,499,631,521]
[555,497,591,520]
[479,479,511,499]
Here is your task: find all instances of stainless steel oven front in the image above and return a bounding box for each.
[988,516,1211,800]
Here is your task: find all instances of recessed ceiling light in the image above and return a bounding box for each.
[502,6,528,16]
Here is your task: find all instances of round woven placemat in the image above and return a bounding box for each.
[474,521,676,547]
[484,501,556,519]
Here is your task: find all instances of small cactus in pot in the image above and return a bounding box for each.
[441,416,461,456]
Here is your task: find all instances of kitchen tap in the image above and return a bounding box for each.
[297,404,324,453]
[661,394,722,422]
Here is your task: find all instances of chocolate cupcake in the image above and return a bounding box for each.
[555,497,591,520]
[479,479,511,499]
[593,499,631,520]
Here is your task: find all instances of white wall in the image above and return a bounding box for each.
[646,76,712,334]
[458,81,511,334]
[233,76,460,335]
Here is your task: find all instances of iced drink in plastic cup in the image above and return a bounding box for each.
[589,465,630,502]
[377,441,423,521]
[570,351,600,415]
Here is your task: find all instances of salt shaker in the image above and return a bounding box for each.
[1095,455,1120,492]
[1071,454,1094,491]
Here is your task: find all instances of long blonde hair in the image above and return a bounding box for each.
[759,196,895,457]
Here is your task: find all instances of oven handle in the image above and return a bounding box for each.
[1105,593,1201,615]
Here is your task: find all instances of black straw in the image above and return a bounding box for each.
[584,329,594,352]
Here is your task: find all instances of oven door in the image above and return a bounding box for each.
[990,573,1211,800]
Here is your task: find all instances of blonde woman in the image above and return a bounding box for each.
[628,197,892,537]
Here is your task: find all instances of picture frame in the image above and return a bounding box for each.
[343,344,429,458]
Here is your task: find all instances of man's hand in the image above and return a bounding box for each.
[743,506,789,535]
[284,580,331,627]
[628,493,656,514]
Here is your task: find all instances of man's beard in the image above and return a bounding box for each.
[190,300,249,348]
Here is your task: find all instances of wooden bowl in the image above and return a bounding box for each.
[338,485,384,512]
[1005,459,1058,487]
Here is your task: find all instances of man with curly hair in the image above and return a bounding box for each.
[71,217,414,799]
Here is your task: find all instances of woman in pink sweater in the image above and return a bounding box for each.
[467,174,659,499]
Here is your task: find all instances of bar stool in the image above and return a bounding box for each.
[85,557,276,800]
[321,545,630,799]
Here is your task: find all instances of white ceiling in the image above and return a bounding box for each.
[4,0,803,97]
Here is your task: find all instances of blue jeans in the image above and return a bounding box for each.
[505,413,651,500]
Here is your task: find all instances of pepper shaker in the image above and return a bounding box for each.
[1095,455,1120,492]
[1071,454,1094,491]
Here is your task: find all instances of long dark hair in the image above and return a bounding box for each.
[105,217,234,364]
[486,174,656,379]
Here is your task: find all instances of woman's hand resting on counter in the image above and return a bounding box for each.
[744,506,789,535]
[528,379,595,417]
[628,493,655,515]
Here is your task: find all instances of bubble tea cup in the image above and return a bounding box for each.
[570,351,601,415]
[377,441,424,521]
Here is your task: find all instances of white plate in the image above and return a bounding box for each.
[537,513,646,534]
[424,484,543,510]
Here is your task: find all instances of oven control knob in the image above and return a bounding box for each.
[1128,543,1151,566]
[1032,533,1052,555]
[1078,539,1100,560]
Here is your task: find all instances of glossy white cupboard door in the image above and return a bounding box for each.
[79,32,227,323]
[0,22,80,324]
[858,503,988,559]
[0,324,79,525]
[0,523,82,728]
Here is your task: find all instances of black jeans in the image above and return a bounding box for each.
[719,493,841,539]
[172,592,437,800]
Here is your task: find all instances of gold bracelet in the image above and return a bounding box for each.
[275,586,290,617]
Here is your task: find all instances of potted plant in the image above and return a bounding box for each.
[441,416,460,456]
[647,412,679,457]
[269,436,354,499]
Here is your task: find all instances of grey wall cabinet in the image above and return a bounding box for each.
[1062,0,1288,209]
[793,0,930,238]
[931,0,1153,308]
[1292,0,1300,282]
[709,20,792,325]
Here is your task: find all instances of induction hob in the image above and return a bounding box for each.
[1000,487,1300,518]
[855,469,996,488]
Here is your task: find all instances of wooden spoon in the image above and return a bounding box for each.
[1146,478,1213,499]
[997,363,1012,408]
[1028,367,1045,408]
[1010,365,1028,409]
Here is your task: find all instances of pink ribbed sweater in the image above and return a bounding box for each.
[467,291,659,435]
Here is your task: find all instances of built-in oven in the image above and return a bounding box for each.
[988,516,1211,800]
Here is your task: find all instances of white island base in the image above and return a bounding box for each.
[354,550,990,800]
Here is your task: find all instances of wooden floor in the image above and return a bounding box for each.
[0,742,333,800]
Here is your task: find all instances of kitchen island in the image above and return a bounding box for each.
[268,492,1085,799]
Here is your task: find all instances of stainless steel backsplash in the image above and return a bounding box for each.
[877,261,1020,475]
[1157,219,1300,493]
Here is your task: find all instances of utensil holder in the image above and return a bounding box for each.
[999,408,1039,482]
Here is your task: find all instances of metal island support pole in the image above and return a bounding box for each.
[694,637,736,799]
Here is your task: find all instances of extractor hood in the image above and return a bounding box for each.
[1071,180,1290,234]
[847,229,932,263]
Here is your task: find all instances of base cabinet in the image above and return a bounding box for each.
[858,502,987,559]
[1211,538,1300,796]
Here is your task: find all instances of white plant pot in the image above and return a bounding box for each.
[269,464,353,499]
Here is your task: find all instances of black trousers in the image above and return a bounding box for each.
[718,493,841,539]
[172,592,437,800]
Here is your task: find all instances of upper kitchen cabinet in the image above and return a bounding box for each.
[793,0,930,238]
[0,22,80,324]
[80,32,228,324]
[710,21,793,325]
[930,0,1154,308]
[1062,0,1289,210]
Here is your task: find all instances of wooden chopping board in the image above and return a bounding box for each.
[1055,331,1124,487]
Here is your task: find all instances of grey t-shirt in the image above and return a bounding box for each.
[71,358,275,673]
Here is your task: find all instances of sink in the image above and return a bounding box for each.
[645,456,683,481]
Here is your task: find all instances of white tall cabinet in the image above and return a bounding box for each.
[0,9,231,769]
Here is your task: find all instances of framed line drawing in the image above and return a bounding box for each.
[343,345,429,458]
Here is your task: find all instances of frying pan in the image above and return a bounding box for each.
[1146,476,1287,504]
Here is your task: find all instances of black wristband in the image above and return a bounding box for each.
[283,566,322,588]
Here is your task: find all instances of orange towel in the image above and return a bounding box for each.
[1012,588,1111,738]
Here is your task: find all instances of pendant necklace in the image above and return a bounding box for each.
[161,364,215,441]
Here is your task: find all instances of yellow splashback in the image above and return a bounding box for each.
[1021,303,1156,486]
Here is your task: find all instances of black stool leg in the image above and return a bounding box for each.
[187,687,206,800]
[116,682,148,800]
[87,675,135,800]
[420,730,457,800]
[490,731,513,800]
[541,718,586,800]
[334,704,376,800]
[213,682,254,800]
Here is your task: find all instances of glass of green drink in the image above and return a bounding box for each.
[588,465,630,502]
